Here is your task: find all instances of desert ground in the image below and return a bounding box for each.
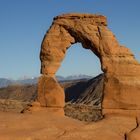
[0,108,140,140]
[0,75,140,140]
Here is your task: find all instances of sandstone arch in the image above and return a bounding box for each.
[38,13,140,114]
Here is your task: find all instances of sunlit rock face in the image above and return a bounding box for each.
[38,13,140,113]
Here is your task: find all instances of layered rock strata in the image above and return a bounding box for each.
[38,13,140,116]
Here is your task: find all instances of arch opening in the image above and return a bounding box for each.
[56,42,104,121]
[56,43,102,78]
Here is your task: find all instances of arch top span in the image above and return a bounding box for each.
[54,13,107,26]
[37,13,140,114]
[40,13,137,76]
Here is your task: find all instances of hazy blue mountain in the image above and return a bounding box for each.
[16,77,38,85]
[0,77,38,88]
[0,75,93,88]
[56,76,65,81]
[0,78,13,88]
[65,75,92,81]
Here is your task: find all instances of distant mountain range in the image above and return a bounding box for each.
[56,75,93,82]
[0,78,13,88]
[0,77,38,88]
[0,75,93,88]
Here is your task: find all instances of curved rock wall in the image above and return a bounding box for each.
[38,13,140,114]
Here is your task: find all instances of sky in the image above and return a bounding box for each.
[0,0,140,79]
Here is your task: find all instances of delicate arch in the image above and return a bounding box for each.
[37,13,140,113]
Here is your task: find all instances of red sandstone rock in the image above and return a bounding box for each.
[127,117,140,140]
[0,111,138,140]
[38,13,140,111]
[38,75,65,107]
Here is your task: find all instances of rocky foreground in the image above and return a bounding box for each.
[0,109,140,140]
[0,74,140,139]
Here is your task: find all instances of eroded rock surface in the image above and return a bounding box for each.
[38,75,65,107]
[32,13,140,139]
[38,13,140,114]
[0,110,139,140]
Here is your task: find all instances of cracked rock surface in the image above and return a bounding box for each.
[127,117,140,140]
[0,110,139,140]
